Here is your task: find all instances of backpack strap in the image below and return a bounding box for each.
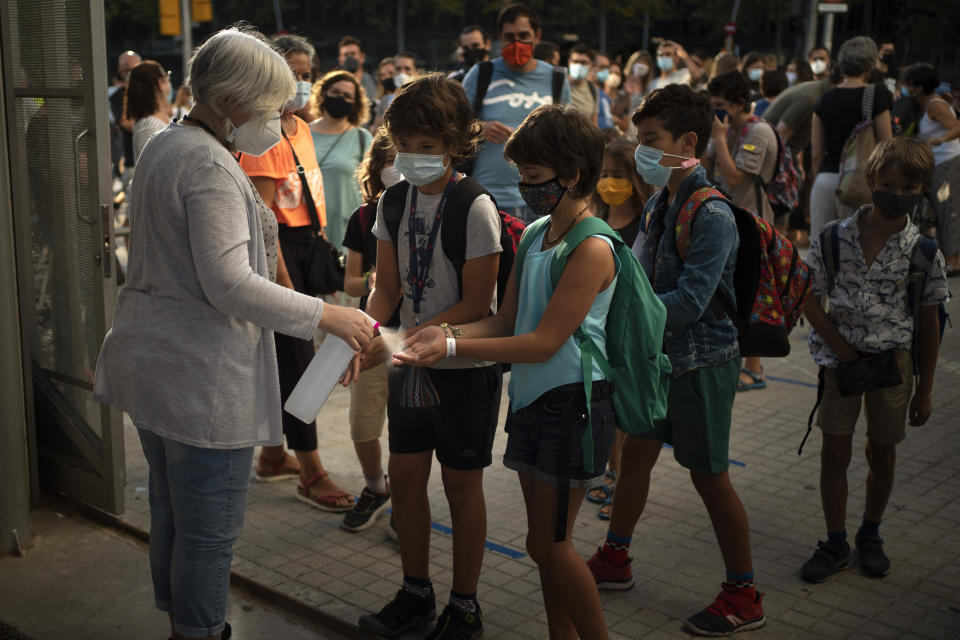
[357,127,367,161]
[907,236,937,375]
[675,186,725,262]
[473,61,495,115]
[862,83,876,122]
[819,220,842,295]
[439,176,489,298]
[381,181,410,246]
[551,66,566,104]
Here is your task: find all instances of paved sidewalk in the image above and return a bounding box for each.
[121,297,960,639]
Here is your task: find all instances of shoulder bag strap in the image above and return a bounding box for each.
[862,83,876,122]
[281,129,322,235]
[474,61,494,115]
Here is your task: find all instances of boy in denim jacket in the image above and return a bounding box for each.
[587,84,766,637]
[800,137,949,583]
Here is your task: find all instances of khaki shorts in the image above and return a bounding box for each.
[349,362,388,442]
[817,349,913,446]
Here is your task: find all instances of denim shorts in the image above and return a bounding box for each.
[503,382,617,487]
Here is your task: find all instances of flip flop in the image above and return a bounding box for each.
[296,471,356,512]
[736,367,767,392]
[586,470,617,504]
[598,496,613,521]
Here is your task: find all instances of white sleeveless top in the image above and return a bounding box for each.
[919,98,960,165]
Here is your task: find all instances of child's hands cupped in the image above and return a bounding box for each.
[392,326,446,367]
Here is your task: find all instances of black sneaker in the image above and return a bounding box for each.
[425,603,484,640]
[358,589,436,638]
[342,486,391,532]
[800,540,850,583]
[855,533,890,577]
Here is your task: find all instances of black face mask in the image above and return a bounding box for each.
[381,76,396,92]
[463,47,489,67]
[342,55,360,73]
[872,190,921,220]
[324,95,353,120]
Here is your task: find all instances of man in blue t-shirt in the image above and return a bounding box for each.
[461,3,571,221]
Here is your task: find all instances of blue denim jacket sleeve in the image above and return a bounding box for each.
[658,200,738,331]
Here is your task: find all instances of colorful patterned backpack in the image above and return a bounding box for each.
[675,187,811,357]
[739,115,800,218]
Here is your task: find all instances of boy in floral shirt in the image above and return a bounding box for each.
[801,137,950,583]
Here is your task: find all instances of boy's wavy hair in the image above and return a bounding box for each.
[503,104,606,199]
[380,73,483,164]
[356,128,394,205]
[865,137,935,191]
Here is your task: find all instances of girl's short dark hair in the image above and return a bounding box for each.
[904,63,940,95]
[381,72,483,164]
[634,84,713,157]
[707,71,752,109]
[124,60,165,121]
[503,104,606,199]
[312,70,369,125]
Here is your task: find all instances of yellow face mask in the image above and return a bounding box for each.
[596,177,634,206]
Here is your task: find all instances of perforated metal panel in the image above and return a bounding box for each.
[3,0,123,514]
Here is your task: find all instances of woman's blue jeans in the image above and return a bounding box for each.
[137,427,253,638]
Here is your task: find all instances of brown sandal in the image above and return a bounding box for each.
[254,452,300,482]
[296,471,355,512]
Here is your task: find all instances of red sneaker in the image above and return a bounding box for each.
[684,584,766,636]
[586,547,635,590]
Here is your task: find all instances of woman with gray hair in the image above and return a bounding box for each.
[809,36,892,237]
[93,27,373,640]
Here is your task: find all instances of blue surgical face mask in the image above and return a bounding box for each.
[748,67,764,82]
[286,80,312,111]
[394,152,449,186]
[596,69,610,84]
[786,71,798,86]
[900,85,912,99]
[715,108,729,123]
[569,63,589,81]
[656,56,675,73]
[634,143,698,188]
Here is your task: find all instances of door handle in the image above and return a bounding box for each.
[74,129,95,225]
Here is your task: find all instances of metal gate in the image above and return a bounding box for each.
[1,0,123,515]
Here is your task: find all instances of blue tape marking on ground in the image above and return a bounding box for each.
[428,522,526,559]
[386,510,527,559]
[766,375,818,389]
[661,444,746,467]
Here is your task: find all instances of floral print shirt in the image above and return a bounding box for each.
[805,208,950,368]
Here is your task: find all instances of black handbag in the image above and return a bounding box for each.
[281,130,345,296]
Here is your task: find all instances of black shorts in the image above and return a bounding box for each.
[387,364,503,470]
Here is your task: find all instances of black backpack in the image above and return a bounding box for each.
[380,177,520,311]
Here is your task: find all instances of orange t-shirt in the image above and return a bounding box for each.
[239,116,325,228]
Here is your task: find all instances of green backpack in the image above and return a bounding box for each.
[515,216,672,472]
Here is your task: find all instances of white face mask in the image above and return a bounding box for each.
[227,115,282,157]
[380,165,404,188]
[285,80,312,112]
[393,72,411,88]
[393,152,448,186]
[633,63,649,77]
[810,59,828,76]
[786,71,798,86]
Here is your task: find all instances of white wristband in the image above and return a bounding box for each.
[446,337,457,358]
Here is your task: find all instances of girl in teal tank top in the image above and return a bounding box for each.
[393,105,617,639]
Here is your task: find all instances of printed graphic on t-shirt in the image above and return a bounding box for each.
[482,79,554,111]
[276,166,325,212]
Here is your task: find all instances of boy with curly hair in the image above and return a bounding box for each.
[358,73,503,640]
